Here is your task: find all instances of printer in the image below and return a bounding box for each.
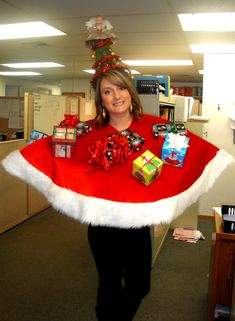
[222,205,235,233]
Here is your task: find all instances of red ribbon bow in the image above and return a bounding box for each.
[88,134,129,171]
[59,114,80,128]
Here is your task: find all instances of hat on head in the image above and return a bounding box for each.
[85,16,130,88]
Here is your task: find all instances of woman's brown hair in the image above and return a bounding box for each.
[94,69,143,128]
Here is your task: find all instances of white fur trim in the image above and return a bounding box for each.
[1,149,234,228]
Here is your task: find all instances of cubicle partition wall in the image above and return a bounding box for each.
[0,93,96,233]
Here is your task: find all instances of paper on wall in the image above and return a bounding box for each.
[84,102,93,116]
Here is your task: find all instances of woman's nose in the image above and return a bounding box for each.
[113,89,121,99]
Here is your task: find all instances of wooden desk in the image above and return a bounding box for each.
[209,208,235,321]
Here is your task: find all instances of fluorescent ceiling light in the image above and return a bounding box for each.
[190,44,235,53]
[129,70,140,74]
[0,71,41,76]
[2,62,64,68]
[83,69,140,74]
[122,60,193,66]
[83,69,95,74]
[178,12,235,31]
[0,21,66,40]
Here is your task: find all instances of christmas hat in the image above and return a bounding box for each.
[85,16,130,88]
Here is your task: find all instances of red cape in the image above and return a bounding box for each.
[2,114,234,228]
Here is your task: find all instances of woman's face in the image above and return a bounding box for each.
[100,77,131,117]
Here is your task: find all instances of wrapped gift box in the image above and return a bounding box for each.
[161,133,189,167]
[152,122,186,138]
[27,129,48,145]
[52,126,77,158]
[133,150,163,186]
[76,121,92,137]
[119,129,144,154]
[174,122,187,135]
[152,123,173,138]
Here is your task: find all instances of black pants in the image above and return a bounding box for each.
[88,225,152,321]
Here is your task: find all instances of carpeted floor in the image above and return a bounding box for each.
[0,207,213,321]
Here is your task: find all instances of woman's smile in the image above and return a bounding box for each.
[113,99,125,107]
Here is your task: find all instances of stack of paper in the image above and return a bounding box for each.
[173,228,205,243]
[187,115,210,122]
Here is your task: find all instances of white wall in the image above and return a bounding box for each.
[0,78,6,95]
[199,53,235,214]
[61,78,94,99]
[0,76,61,96]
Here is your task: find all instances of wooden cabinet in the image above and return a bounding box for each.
[0,140,49,234]
[231,272,235,321]
[28,185,49,217]
[209,208,235,321]
[0,140,28,233]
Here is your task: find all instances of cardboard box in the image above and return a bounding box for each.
[133,150,163,186]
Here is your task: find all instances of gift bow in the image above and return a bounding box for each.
[59,114,80,128]
[166,133,189,151]
[88,134,129,171]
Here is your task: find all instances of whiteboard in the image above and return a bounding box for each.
[33,94,66,135]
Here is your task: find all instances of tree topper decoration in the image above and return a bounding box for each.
[85,16,130,89]
[85,16,118,42]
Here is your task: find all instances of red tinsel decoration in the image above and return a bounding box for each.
[88,133,130,171]
[91,39,113,51]
[91,64,130,86]
[59,114,80,128]
[92,54,120,69]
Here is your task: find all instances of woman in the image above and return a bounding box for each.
[1,65,233,321]
[88,69,152,321]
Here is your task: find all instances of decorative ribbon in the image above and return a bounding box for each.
[88,133,129,171]
[59,114,80,128]
[53,126,76,141]
[91,64,130,85]
[91,39,113,51]
[140,154,159,173]
[92,54,120,69]
[166,133,189,151]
